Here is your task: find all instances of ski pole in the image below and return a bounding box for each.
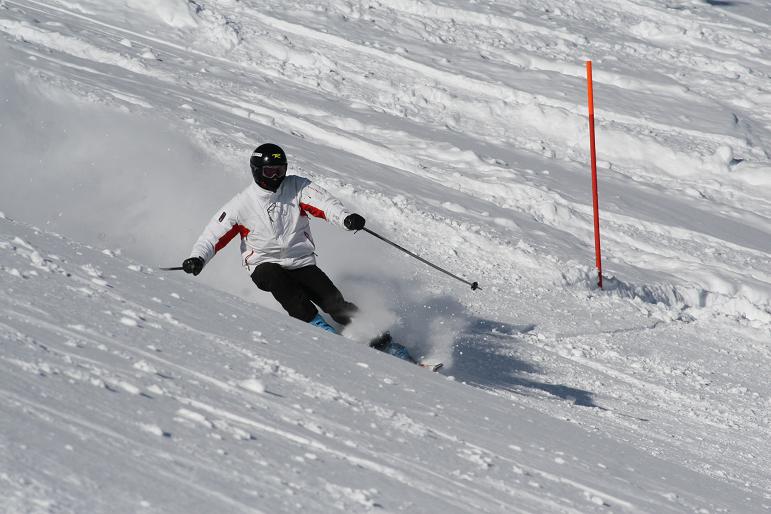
[362,228,480,290]
[159,266,184,271]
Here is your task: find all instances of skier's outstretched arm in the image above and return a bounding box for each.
[183,197,242,276]
[299,180,365,231]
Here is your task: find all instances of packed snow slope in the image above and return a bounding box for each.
[1,0,770,512]
[0,216,766,513]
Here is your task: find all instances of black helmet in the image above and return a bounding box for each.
[250,143,288,191]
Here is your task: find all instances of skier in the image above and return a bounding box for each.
[181,143,412,361]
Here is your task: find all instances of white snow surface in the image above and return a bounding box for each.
[1,0,770,512]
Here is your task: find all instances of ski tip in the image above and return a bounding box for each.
[419,362,444,372]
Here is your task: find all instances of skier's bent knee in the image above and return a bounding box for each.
[251,263,284,291]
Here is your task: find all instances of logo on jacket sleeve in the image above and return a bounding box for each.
[219,212,226,223]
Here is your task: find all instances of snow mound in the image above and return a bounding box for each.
[124,0,197,28]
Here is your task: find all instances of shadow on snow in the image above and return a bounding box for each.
[703,0,744,6]
[446,319,599,409]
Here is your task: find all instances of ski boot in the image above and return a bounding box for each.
[368,332,416,363]
[309,313,337,334]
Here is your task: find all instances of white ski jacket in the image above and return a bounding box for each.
[189,176,352,270]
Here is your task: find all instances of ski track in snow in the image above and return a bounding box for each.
[1,0,770,512]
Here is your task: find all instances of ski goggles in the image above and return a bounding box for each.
[260,164,287,179]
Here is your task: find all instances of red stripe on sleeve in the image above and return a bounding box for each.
[299,202,327,220]
[214,224,250,253]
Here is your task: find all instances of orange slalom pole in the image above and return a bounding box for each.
[586,60,603,289]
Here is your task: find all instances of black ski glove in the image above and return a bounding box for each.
[182,257,205,276]
[344,213,366,231]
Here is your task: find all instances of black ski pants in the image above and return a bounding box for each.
[251,263,358,325]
